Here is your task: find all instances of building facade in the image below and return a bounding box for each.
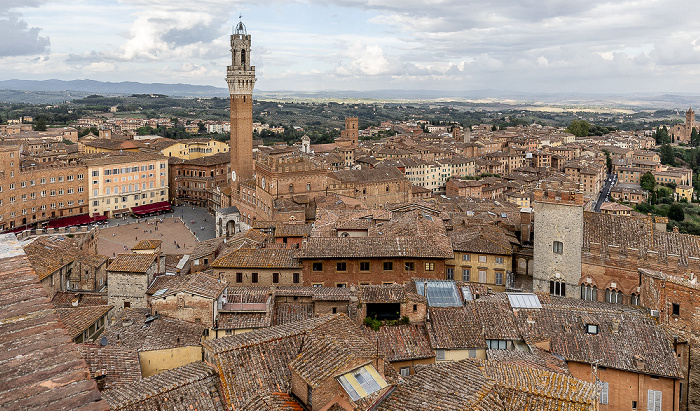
[532,190,584,296]
[83,152,168,218]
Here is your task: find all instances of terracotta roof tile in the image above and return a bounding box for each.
[0,234,108,410]
[212,247,300,268]
[301,236,453,259]
[216,311,271,330]
[131,239,162,250]
[362,323,435,362]
[101,361,226,410]
[55,305,113,339]
[426,307,487,349]
[108,253,158,273]
[274,302,314,326]
[101,309,204,352]
[77,344,142,390]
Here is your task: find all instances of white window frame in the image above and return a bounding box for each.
[647,389,661,411]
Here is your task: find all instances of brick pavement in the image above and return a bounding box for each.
[97,216,197,258]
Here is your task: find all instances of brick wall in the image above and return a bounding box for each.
[568,362,678,411]
[150,293,214,328]
[0,146,88,230]
[213,267,302,287]
[302,258,446,287]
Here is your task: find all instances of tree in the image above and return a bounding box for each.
[658,144,676,166]
[566,119,591,137]
[668,203,685,222]
[692,128,699,146]
[33,118,47,131]
[654,126,670,145]
[197,121,206,134]
[640,172,656,192]
[602,149,612,173]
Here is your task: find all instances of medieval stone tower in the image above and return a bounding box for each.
[227,20,256,192]
[341,117,359,146]
[532,189,583,297]
[686,107,695,134]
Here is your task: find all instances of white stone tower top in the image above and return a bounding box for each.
[227,18,256,95]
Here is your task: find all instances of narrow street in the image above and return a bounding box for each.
[594,173,616,212]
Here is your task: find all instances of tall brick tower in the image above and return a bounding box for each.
[227,20,256,192]
[341,117,359,146]
[686,107,695,140]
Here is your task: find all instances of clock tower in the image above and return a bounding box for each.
[227,19,256,192]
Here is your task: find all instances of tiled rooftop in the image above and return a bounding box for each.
[101,361,226,411]
[101,309,204,352]
[0,234,108,410]
[301,235,453,259]
[55,305,113,339]
[131,239,162,250]
[362,323,435,362]
[212,247,300,268]
[77,344,142,391]
[107,253,158,273]
[584,211,700,264]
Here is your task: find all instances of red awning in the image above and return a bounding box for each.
[131,201,172,216]
[46,214,93,228]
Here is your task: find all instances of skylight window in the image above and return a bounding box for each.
[461,286,473,301]
[507,293,542,309]
[417,281,462,307]
[337,365,387,401]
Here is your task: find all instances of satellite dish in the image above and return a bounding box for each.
[100,336,108,346]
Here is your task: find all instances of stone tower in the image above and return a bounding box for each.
[532,189,583,297]
[463,126,471,143]
[301,135,311,154]
[227,20,256,192]
[687,107,695,135]
[342,117,359,146]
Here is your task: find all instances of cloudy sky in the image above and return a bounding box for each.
[3,0,700,94]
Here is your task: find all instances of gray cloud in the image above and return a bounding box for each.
[0,16,49,57]
[156,17,226,46]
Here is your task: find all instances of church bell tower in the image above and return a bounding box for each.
[227,19,256,192]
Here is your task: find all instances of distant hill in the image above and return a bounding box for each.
[0,79,699,109]
[0,79,230,100]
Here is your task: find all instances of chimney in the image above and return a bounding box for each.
[611,320,620,334]
[673,226,679,233]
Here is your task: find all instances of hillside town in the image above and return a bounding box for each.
[3,23,700,411]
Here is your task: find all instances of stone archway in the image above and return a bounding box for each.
[215,206,242,238]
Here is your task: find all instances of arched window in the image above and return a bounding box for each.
[605,288,623,304]
[581,284,597,301]
[550,279,566,296]
[630,293,640,306]
[553,241,563,254]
